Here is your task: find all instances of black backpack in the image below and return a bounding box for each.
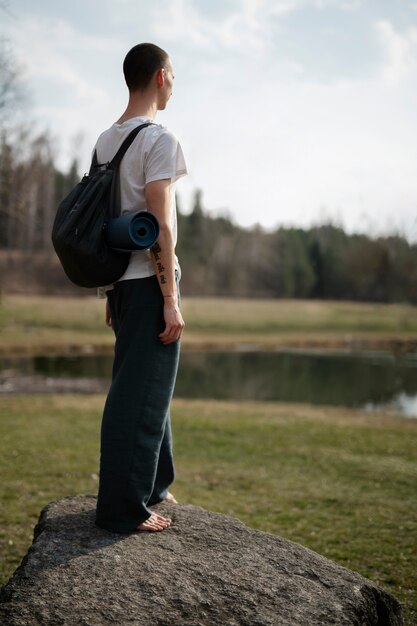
[51,122,153,288]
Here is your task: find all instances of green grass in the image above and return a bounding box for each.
[0,395,416,624]
[1,294,417,353]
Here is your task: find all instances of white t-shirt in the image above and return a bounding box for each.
[94,115,187,284]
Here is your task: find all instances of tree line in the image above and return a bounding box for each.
[0,132,416,302]
[0,128,78,252]
[176,192,417,303]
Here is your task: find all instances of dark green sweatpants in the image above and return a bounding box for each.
[95,275,180,533]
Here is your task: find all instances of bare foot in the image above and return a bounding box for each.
[135,512,171,532]
[164,492,178,503]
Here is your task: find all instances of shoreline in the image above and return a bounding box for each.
[0,334,416,358]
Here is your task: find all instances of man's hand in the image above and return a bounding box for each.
[159,298,185,344]
[105,300,112,328]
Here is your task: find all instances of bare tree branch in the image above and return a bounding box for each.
[0,41,27,125]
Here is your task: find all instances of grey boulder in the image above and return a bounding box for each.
[0,495,403,625]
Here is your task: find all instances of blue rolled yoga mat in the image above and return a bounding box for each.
[105,211,160,252]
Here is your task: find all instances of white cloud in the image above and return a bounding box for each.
[309,0,362,9]
[268,0,298,17]
[150,0,212,47]
[3,15,120,103]
[375,19,417,83]
[150,0,365,63]
[150,0,295,54]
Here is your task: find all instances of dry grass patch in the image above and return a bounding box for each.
[1,295,416,354]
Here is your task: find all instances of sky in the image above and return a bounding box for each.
[2,0,417,240]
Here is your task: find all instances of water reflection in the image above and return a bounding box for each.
[175,351,417,416]
[1,350,416,417]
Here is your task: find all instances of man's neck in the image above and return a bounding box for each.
[116,92,158,124]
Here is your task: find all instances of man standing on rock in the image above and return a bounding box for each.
[94,43,187,533]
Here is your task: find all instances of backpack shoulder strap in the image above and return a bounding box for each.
[109,122,155,169]
[108,121,155,220]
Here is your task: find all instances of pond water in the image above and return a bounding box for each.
[1,349,416,417]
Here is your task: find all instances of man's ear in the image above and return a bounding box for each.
[156,68,165,88]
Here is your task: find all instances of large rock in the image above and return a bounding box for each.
[0,495,403,626]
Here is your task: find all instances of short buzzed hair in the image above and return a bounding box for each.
[123,43,169,92]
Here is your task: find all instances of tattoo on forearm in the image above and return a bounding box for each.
[152,242,167,286]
